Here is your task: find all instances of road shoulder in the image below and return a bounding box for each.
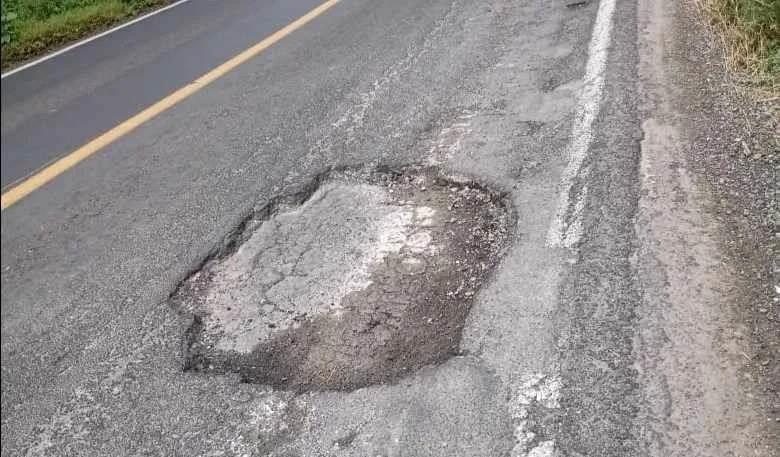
[636,0,779,454]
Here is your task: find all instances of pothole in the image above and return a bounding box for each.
[173,166,514,392]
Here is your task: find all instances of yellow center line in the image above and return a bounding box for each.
[1,0,340,211]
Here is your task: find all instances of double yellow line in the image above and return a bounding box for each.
[1,0,340,210]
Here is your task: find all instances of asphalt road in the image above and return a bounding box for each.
[1,0,776,456]
[0,0,325,188]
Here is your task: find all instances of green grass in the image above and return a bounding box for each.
[698,0,780,92]
[2,0,169,69]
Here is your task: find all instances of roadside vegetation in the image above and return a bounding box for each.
[697,0,780,94]
[1,0,169,69]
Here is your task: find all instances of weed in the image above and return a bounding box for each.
[1,0,169,69]
[697,0,780,92]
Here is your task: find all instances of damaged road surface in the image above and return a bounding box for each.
[1,0,777,456]
[177,167,512,391]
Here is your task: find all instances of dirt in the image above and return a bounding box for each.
[638,0,779,453]
[676,0,779,442]
[171,166,514,392]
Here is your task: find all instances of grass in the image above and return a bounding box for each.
[696,0,780,94]
[1,0,170,69]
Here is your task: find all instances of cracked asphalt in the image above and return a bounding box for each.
[1,0,777,456]
[177,166,513,392]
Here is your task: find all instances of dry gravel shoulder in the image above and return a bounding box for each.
[678,0,778,421]
[638,0,778,453]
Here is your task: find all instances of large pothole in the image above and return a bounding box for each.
[173,166,513,392]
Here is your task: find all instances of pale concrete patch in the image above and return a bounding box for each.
[200,183,419,353]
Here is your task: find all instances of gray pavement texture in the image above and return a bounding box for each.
[0,0,326,188]
[1,0,777,456]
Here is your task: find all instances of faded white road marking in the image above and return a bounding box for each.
[510,374,562,457]
[516,373,562,408]
[527,440,556,457]
[228,396,289,453]
[546,0,617,248]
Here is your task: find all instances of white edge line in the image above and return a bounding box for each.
[546,0,616,248]
[1,0,193,79]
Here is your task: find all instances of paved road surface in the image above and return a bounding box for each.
[1,0,775,456]
[1,0,325,188]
